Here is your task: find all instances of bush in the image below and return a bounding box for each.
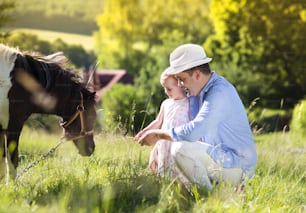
[247,108,291,134]
[290,99,306,135]
[101,84,155,135]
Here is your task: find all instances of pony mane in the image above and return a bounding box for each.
[20,52,82,91]
[1,44,86,94]
[23,51,69,69]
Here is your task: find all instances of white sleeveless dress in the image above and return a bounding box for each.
[149,97,190,177]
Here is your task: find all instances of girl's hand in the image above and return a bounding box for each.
[133,131,144,141]
[138,129,172,146]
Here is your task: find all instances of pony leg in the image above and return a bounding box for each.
[6,119,24,170]
[0,131,17,180]
[0,156,17,181]
[6,134,20,170]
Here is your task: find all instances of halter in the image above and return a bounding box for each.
[61,92,94,140]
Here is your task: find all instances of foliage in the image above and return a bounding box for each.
[95,0,211,74]
[247,107,291,134]
[206,0,306,108]
[3,32,52,53]
[95,0,306,126]
[3,32,96,69]
[51,38,96,68]
[0,127,305,212]
[101,84,154,135]
[0,0,15,29]
[95,0,212,126]
[290,99,306,135]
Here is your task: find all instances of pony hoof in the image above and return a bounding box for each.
[0,158,17,181]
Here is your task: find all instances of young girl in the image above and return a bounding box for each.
[134,67,192,177]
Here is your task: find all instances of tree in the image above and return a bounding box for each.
[5,32,51,53]
[52,38,96,69]
[95,0,211,74]
[206,0,306,108]
[0,0,15,41]
[95,0,212,123]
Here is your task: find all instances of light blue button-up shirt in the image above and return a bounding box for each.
[170,72,257,177]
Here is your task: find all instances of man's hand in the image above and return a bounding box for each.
[138,129,173,146]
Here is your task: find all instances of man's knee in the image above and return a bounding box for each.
[170,142,185,158]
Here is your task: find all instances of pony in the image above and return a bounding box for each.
[0,44,97,178]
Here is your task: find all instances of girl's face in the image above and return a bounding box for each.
[163,76,186,100]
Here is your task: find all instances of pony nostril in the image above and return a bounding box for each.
[89,144,95,154]
[73,137,95,156]
[85,141,95,155]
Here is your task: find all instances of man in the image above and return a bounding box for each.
[138,44,257,189]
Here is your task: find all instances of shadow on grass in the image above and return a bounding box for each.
[28,172,211,212]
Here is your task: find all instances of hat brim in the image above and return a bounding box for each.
[167,57,212,75]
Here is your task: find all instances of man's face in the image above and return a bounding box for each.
[174,70,200,96]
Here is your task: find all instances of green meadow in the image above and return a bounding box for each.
[5,28,94,50]
[0,126,305,212]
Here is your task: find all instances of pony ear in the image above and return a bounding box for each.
[88,91,97,103]
[85,62,100,89]
[86,69,95,88]
[81,88,96,99]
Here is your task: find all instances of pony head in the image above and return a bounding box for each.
[61,88,97,156]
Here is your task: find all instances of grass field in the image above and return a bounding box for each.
[9,28,95,50]
[0,127,305,212]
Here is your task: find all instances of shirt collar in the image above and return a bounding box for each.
[199,71,217,99]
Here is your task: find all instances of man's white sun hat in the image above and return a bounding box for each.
[167,44,212,75]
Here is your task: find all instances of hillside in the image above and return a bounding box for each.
[10,0,103,35]
[10,28,94,50]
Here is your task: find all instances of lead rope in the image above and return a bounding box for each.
[16,138,66,179]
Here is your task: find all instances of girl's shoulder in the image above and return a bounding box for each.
[161,98,173,107]
[163,97,188,104]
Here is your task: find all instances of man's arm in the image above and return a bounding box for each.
[171,88,226,142]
